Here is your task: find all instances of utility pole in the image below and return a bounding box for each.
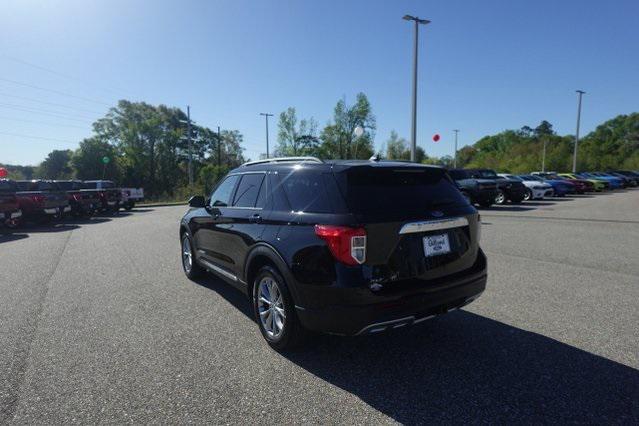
[403,15,430,162]
[260,113,273,158]
[453,129,459,168]
[217,125,221,167]
[187,105,193,185]
[572,90,585,173]
[542,137,547,172]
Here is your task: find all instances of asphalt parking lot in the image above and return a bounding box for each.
[1,191,638,424]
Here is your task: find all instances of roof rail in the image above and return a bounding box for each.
[241,156,324,167]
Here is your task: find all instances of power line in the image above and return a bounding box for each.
[2,55,133,98]
[0,91,104,115]
[0,115,89,130]
[0,77,111,106]
[0,102,96,123]
[0,131,78,144]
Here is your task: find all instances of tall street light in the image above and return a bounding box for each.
[453,129,459,168]
[403,14,431,162]
[572,90,585,173]
[260,112,273,159]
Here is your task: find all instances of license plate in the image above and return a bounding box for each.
[423,233,451,257]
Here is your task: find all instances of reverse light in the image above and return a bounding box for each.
[314,225,366,266]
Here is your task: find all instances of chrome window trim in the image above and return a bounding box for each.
[398,216,469,234]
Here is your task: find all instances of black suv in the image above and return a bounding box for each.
[448,169,498,208]
[179,158,487,350]
[467,169,526,204]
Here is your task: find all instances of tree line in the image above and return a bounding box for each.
[2,95,637,199]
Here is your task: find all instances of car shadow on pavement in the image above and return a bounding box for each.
[480,205,536,212]
[0,233,29,243]
[518,201,556,207]
[17,223,81,233]
[191,275,638,423]
[285,311,639,424]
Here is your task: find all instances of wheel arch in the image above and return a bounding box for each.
[244,244,301,305]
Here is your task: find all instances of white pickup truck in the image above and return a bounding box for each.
[121,187,144,210]
[83,180,144,211]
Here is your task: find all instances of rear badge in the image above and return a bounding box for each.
[430,210,444,218]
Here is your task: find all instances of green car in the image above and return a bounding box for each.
[558,173,607,191]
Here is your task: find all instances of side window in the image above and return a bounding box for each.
[210,175,239,207]
[281,170,332,213]
[232,173,265,208]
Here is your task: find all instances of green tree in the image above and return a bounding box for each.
[385,130,425,162]
[275,107,320,156]
[319,93,376,159]
[71,137,120,181]
[37,149,73,179]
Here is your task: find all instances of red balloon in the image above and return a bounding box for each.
[433,134,440,142]
[0,168,8,178]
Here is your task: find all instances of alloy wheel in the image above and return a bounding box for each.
[182,236,192,273]
[495,191,506,204]
[257,276,286,339]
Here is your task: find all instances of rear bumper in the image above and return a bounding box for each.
[295,250,488,336]
[44,206,71,214]
[2,209,22,221]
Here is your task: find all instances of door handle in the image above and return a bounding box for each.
[249,213,262,223]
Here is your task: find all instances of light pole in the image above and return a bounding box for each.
[179,107,195,185]
[260,113,273,158]
[572,90,585,173]
[541,137,547,172]
[403,14,430,162]
[453,129,459,168]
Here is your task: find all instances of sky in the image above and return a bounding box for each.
[0,0,638,166]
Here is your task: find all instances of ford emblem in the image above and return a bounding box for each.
[430,210,444,218]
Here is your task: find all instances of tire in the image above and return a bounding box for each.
[125,202,134,211]
[181,233,204,279]
[523,188,532,201]
[252,265,307,351]
[494,190,506,205]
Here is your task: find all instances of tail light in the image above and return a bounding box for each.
[314,225,366,266]
[31,194,45,205]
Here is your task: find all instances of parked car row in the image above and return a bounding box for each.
[449,168,638,208]
[0,179,144,228]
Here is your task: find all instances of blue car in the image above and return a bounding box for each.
[523,174,573,196]
[580,173,623,189]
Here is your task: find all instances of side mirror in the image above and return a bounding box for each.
[188,195,206,208]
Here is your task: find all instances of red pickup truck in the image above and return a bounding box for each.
[55,180,100,216]
[0,179,22,227]
[15,180,70,223]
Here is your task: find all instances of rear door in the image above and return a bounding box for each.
[335,166,480,284]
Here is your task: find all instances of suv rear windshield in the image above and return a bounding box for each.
[469,170,498,179]
[337,166,467,214]
[448,169,470,180]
